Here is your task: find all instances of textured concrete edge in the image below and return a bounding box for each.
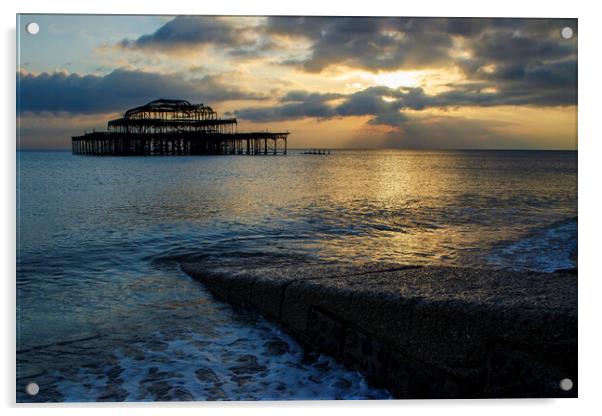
[181,263,577,399]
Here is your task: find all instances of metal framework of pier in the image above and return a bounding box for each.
[72,99,289,156]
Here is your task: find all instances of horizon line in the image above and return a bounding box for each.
[16,147,578,152]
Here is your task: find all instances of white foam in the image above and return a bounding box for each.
[486,219,577,272]
[56,318,391,401]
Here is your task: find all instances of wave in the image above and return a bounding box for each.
[485,217,577,273]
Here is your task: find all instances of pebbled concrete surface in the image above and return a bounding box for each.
[181,261,577,399]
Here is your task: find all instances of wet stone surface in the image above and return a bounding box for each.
[263,339,290,356]
[184,261,577,398]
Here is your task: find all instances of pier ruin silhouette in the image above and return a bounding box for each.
[72,99,289,156]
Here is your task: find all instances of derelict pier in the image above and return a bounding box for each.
[72,99,289,156]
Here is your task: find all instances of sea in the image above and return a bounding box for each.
[16,149,577,402]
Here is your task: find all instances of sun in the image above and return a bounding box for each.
[369,70,423,89]
[338,70,425,92]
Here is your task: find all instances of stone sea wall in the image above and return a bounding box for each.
[182,262,577,399]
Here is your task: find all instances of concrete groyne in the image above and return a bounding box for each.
[181,262,577,399]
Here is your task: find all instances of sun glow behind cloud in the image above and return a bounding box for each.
[343,68,470,95]
[368,71,423,89]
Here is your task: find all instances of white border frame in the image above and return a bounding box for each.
[3,1,601,415]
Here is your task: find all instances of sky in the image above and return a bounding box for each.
[17,15,577,150]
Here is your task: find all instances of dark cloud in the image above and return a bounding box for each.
[17,69,266,114]
[454,58,577,108]
[234,86,414,124]
[119,16,244,50]
[116,16,577,107]
[235,90,339,122]
[367,111,410,127]
[118,16,577,72]
[453,20,577,107]
[118,16,275,60]
[235,73,577,127]
[265,17,576,73]
[119,17,577,110]
[281,90,343,102]
[471,31,572,63]
[268,17,577,112]
[267,17,456,72]
[336,87,397,116]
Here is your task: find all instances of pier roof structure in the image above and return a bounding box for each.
[107,99,237,135]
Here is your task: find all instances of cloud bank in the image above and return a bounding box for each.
[17,69,266,114]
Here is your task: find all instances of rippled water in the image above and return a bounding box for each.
[16,149,577,402]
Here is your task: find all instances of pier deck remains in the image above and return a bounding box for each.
[72,99,289,156]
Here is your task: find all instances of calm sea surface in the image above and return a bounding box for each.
[16,149,577,401]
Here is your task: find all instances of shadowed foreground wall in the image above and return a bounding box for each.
[182,262,577,399]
